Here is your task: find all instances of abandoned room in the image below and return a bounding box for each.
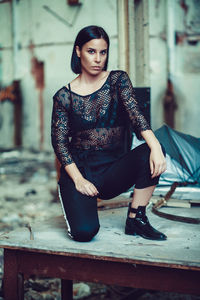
[0,0,200,299]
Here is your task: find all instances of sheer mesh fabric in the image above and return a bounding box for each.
[51,70,151,167]
[71,127,125,150]
[71,88,110,121]
[51,96,73,166]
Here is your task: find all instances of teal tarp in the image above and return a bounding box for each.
[155,125,200,184]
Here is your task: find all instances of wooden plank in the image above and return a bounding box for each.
[3,249,21,300]
[0,212,199,270]
[18,273,24,300]
[0,208,200,271]
[190,199,200,204]
[13,250,200,295]
[61,279,73,300]
[1,206,200,298]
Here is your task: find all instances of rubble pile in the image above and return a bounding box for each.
[0,149,60,233]
[0,148,61,300]
[0,149,199,300]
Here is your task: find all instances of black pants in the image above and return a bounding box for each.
[58,143,164,242]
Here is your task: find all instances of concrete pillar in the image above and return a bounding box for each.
[117,0,129,73]
[117,0,150,86]
[133,0,150,86]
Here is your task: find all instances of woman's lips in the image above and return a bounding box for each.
[92,66,101,70]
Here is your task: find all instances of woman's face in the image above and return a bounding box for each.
[76,38,108,75]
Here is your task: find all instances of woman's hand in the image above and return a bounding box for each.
[64,163,99,197]
[149,145,167,178]
[74,176,99,197]
[140,130,167,179]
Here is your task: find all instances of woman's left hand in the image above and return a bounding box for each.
[149,146,167,178]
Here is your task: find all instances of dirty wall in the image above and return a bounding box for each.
[0,0,118,150]
[149,0,200,136]
[0,0,200,151]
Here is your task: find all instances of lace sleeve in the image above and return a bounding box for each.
[51,94,74,167]
[118,71,151,140]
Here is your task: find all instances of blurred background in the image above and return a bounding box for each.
[0,0,200,151]
[0,1,200,299]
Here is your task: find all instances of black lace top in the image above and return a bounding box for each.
[51,70,151,167]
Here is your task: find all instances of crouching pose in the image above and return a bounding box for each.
[51,25,167,242]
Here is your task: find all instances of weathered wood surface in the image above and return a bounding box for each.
[4,248,200,296]
[0,207,200,270]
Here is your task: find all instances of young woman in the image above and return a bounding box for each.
[51,25,167,242]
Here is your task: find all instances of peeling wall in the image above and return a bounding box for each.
[149,0,200,137]
[0,2,14,148]
[1,0,199,150]
[0,0,118,150]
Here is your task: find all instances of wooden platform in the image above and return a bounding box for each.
[0,206,200,299]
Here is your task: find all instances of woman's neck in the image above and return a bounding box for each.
[70,71,110,96]
[79,70,108,85]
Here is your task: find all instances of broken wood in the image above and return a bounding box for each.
[97,196,130,210]
[152,182,200,224]
[150,196,191,208]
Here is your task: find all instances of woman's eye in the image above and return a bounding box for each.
[101,50,107,55]
[88,50,95,54]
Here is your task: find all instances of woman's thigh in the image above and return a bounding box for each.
[58,173,100,241]
[98,143,159,200]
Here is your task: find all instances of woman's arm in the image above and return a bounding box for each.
[51,95,74,166]
[64,163,99,196]
[118,71,151,140]
[51,93,98,197]
[118,71,166,178]
[141,129,166,178]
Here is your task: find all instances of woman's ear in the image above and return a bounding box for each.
[75,46,81,58]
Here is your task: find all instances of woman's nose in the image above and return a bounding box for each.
[95,53,101,62]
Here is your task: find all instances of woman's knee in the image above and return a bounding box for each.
[71,225,100,242]
[135,143,150,164]
[135,143,166,160]
[135,142,166,167]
